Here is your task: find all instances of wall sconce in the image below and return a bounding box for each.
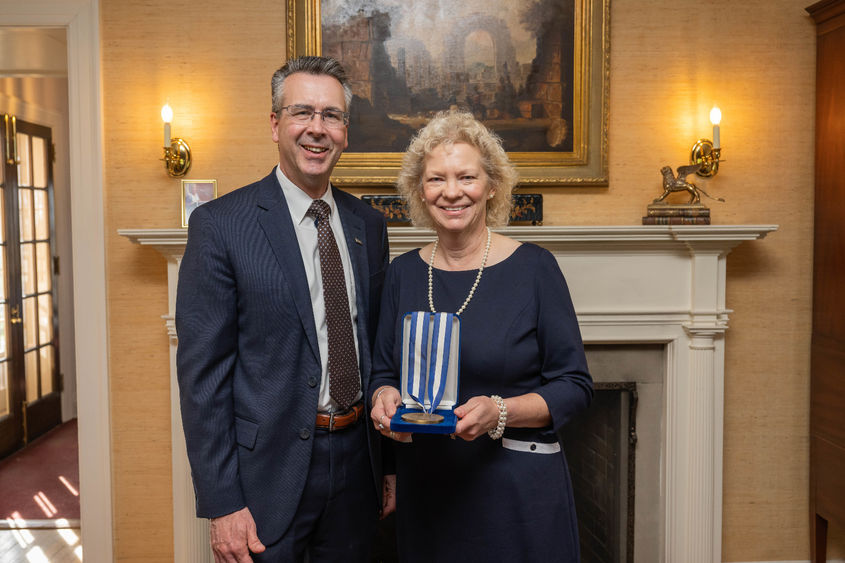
[161,103,191,177]
[690,106,722,177]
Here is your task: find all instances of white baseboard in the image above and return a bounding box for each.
[0,518,81,530]
[727,560,845,563]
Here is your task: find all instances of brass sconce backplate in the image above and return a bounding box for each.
[690,139,721,178]
[164,138,192,177]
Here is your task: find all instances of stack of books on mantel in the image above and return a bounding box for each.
[642,203,711,225]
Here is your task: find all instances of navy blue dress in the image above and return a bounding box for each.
[371,243,592,562]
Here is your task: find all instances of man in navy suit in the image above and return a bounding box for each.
[176,56,391,562]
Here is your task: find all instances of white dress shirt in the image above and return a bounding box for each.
[276,166,362,413]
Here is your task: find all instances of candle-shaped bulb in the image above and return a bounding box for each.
[709,106,721,125]
[709,106,721,149]
[161,103,173,148]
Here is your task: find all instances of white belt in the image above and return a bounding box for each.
[501,438,561,454]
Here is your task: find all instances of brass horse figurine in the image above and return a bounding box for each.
[655,164,725,205]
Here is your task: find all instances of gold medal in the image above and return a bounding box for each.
[401,412,444,424]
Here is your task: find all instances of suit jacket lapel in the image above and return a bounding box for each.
[256,173,320,364]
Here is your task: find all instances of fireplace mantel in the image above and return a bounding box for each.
[120,224,777,563]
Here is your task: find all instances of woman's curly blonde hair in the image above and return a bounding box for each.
[396,110,518,229]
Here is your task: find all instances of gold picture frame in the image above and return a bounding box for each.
[181,179,218,228]
[287,0,609,187]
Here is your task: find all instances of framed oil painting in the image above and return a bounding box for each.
[287,0,608,186]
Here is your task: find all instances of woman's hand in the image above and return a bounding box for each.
[370,385,412,443]
[453,395,500,441]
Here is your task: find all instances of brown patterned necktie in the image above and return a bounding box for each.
[307,199,360,410]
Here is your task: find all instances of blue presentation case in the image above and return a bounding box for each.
[390,312,461,434]
[391,405,458,435]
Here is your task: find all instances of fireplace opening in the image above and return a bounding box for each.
[559,383,637,563]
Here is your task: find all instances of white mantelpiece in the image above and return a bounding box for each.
[120,224,777,563]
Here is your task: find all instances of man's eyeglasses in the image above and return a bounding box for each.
[278,105,349,128]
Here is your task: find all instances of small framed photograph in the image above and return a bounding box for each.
[181,179,217,227]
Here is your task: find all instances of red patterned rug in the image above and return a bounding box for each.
[0,419,79,521]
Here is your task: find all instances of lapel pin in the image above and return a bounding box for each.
[354,237,363,245]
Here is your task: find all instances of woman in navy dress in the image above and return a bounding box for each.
[369,111,592,562]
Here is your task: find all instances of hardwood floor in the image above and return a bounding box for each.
[0,419,81,561]
[0,525,82,562]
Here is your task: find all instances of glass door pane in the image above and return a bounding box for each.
[0,363,7,418]
[31,137,47,189]
[16,132,31,187]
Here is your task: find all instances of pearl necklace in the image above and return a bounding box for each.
[428,227,492,316]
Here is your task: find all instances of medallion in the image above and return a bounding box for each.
[401,412,445,424]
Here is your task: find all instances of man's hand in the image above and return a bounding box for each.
[209,507,266,563]
[381,474,397,519]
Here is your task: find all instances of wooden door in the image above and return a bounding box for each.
[0,114,62,458]
[807,1,845,560]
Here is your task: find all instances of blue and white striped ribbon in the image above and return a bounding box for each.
[406,311,429,410]
[405,312,455,414]
[426,312,453,413]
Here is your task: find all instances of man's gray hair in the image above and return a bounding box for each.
[271,56,353,114]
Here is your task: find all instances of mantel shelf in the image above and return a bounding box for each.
[119,224,777,256]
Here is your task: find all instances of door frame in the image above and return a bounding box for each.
[0,0,111,560]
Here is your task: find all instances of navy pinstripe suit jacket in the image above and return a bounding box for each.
[175,169,389,544]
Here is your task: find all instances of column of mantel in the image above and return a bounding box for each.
[123,237,213,563]
[120,224,776,563]
[674,242,729,562]
[685,328,719,559]
[165,253,213,563]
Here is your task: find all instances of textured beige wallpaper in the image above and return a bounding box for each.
[102,0,834,560]
[606,2,817,560]
[101,0,284,560]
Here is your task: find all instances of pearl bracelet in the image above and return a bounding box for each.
[488,395,507,440]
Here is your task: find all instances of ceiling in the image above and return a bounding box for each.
[0,27,67,77]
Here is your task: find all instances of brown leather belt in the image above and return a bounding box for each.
[315,402,364,432]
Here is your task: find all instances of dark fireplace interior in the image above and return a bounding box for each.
[559,384,637,563]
